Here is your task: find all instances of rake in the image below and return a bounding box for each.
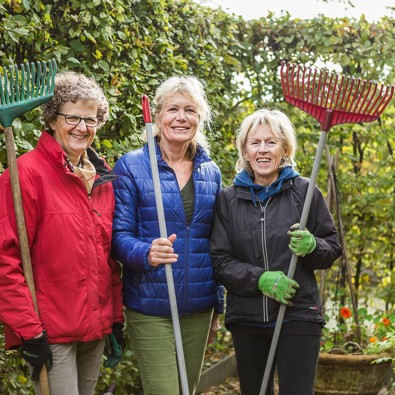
[259,61,394,395]
[142,95,190,395]
[0,59,57,395]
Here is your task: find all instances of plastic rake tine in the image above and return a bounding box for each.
[141,95,190,395]
[259,61,394,395]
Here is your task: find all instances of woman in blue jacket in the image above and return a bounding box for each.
[111,76,223,395]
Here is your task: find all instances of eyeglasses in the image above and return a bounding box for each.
[56,112,101,127]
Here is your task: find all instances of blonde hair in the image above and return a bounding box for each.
[235,108,297,174]
[153,76,212,158]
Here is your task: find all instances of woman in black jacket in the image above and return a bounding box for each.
[210,108,342,395]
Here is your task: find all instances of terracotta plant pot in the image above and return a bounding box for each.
[315,353,393,395]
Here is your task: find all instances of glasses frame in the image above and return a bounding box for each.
[56,112,101,127]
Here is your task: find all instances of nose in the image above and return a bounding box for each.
[259,141,269,151]
[176,110,187,121]
[76,119,88,130]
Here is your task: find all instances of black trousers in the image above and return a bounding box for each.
[230,324,321,395]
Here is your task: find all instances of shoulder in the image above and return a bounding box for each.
[113,146,147,174]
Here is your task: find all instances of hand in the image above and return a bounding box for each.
[104,323,125,369]
[258,271,300,307]
[207,313,221,345]
[19,331,53,380]
[148,234,178,267]
[288,223,316,257]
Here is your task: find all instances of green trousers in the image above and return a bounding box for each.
[125,308,213,395]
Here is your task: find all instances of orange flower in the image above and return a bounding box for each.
[382,318,391,326]
[340,307,352,319]
[369,337,377,343]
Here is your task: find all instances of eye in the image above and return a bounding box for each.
[66,115,81,123]
[186,108,197,114]
[266,140,277,147]
[250,140,260,146]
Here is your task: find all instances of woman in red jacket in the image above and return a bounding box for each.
[0,72,124,395]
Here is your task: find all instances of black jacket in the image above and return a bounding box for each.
[210,176,342,327]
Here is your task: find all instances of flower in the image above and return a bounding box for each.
[321,306,395,356]
[340,307,352,319]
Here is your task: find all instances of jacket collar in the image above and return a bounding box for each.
[37,131,116,187]
[147,137,212,169]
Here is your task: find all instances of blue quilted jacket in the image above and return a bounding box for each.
[111,139,224,316]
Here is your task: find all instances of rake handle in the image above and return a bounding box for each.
[141,95,190,395]
[4,127,51,395]
[259,111,333,395]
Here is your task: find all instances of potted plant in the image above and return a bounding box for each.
[315,306,395,395]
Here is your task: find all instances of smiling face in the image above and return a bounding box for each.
[157,92,199,147]
[244,123,286,186]
[50,100,98,165]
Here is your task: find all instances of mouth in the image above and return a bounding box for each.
[256,158,270,163]
[172,126,189,131]
[70,133,88,140]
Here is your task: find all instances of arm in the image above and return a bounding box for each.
[0,168,43,343]
[210,190,265,297]
[111,156,154,272]
[295,186,342,270]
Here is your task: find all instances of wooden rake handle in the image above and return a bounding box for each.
[4,127,51,395]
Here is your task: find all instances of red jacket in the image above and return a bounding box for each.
[0,131,123,348]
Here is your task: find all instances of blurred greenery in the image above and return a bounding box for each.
[1,0,395,392]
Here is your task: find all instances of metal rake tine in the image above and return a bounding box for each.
[323,72,334,109]
[338,77,354,124]
[280,62,287,97]
[365,84,384,117]
[352,79,368,114]
[376,85,395,115]
[302,67,307,101]
[362,82,375,115]
[317,70,328,108]
[348,78,362,115]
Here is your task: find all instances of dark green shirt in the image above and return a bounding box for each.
[181,175,194,226]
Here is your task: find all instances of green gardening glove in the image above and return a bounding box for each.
[104,334,123,368]
[258,271,300,307]
[104,323,125,369]
[287,223,317,257]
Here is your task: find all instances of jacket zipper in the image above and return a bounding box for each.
[258,198,271,322]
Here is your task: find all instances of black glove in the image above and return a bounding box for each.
[19,331,53,380]
[104,323,125,369]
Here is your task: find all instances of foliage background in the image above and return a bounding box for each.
[1,0,394,393]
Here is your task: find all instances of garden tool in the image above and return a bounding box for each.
[142,95,190,395]
[0,59,57,395]
[259,61,394,395]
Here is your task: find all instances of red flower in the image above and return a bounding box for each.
[382,318,391,326]
[340,307,352,319]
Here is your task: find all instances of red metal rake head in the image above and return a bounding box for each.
[280,61,394,132]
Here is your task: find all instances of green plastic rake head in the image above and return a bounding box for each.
[0,59,57,128]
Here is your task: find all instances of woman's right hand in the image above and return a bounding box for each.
[148,233,178,267]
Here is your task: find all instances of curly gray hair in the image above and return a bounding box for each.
[41,71,109,130]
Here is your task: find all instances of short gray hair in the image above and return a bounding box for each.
[235,108,297,174]
[41,71,109,129]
